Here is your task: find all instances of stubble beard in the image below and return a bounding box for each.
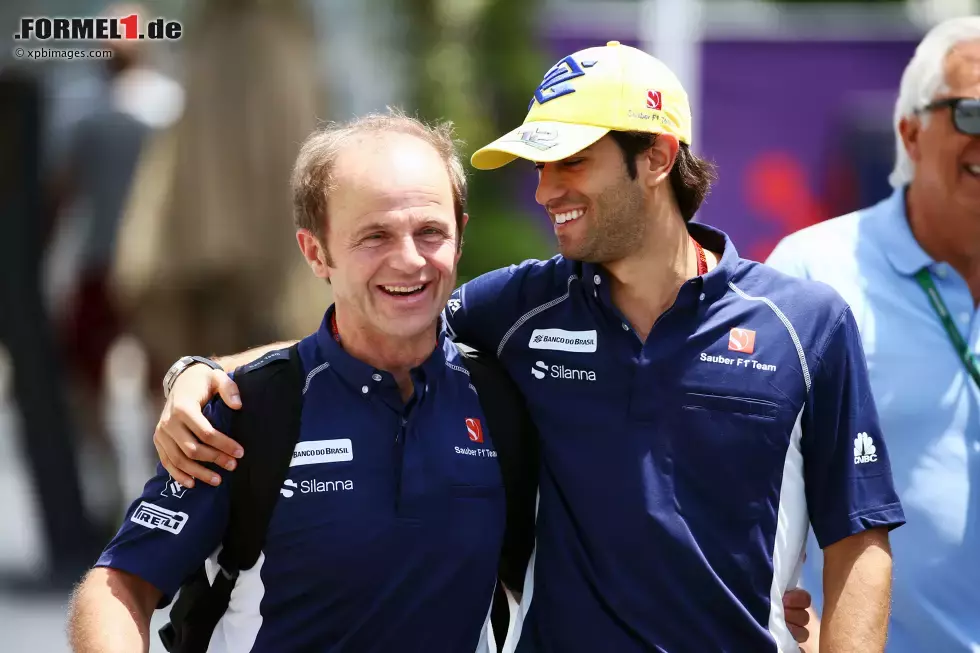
[561,179,647,264]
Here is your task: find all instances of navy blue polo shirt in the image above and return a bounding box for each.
[96,307,507,653]
[445,223,905,652]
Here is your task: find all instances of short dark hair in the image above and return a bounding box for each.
[608,131,717,222]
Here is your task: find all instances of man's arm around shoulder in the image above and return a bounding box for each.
[820,527,893,653]
[68,567,162,653]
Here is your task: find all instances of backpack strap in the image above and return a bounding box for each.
[219,343,305,575]
[160,343,304,653]
[456,344,539,593]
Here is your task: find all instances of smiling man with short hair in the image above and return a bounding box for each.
[68,112,512,653]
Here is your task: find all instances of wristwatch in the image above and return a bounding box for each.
[163,356,224,400]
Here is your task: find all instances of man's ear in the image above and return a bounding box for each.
[296,229,331,279]
[898,115,922,166]
[456,213,469,260]
[637,134,679,190]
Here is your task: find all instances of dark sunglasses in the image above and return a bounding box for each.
[917,97,980,136]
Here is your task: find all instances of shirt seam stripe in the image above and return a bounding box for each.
[728,281,812,392]
[496,275,577,358]
[302,361,331,395]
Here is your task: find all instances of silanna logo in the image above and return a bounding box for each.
[280,478,353,498]
[531,360,596,381]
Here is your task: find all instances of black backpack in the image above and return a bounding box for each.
[159,342,538,652]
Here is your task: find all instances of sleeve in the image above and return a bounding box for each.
[764,235,812,280]
[801,307,905,549]
[94,398,234,605]
[444,265,528,356]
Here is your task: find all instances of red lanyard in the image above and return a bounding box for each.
[692,237,708,276]
[330,311,341,344]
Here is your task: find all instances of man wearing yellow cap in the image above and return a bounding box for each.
[151,42,902,652]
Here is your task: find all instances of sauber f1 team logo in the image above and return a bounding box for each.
[646,90,662,110]
[465,418,484,443]
[728,328,756,354]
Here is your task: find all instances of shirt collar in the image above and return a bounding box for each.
[581,221,739,304]
[876,186,935,277]
[690,222,739,301]
[314,305,449,395]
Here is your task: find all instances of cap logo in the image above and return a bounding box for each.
[646,90,662,110]
[530,56,597,109]
[503,126,558,150]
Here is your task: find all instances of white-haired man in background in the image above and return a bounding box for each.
[767,16,980,653]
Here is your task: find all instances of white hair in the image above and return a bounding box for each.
[889,16,980,189]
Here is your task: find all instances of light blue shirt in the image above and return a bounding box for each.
[766,187,980,653]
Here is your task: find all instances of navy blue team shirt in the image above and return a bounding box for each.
[97,307,507,653]
[445,223,905,652]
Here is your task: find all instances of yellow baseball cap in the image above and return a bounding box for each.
[471,41,692,170]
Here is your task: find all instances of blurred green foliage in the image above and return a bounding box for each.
[400,0,557,280]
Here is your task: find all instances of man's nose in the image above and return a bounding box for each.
[389,235,426,273]
[534,163,565,207]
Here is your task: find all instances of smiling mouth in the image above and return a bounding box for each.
[553,208,585,225]
[379,283,428,297]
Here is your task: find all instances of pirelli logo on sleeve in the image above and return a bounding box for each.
[290,439,354,467]
[130,502,188,535]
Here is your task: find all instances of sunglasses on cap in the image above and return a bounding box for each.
[917,97,980,136]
